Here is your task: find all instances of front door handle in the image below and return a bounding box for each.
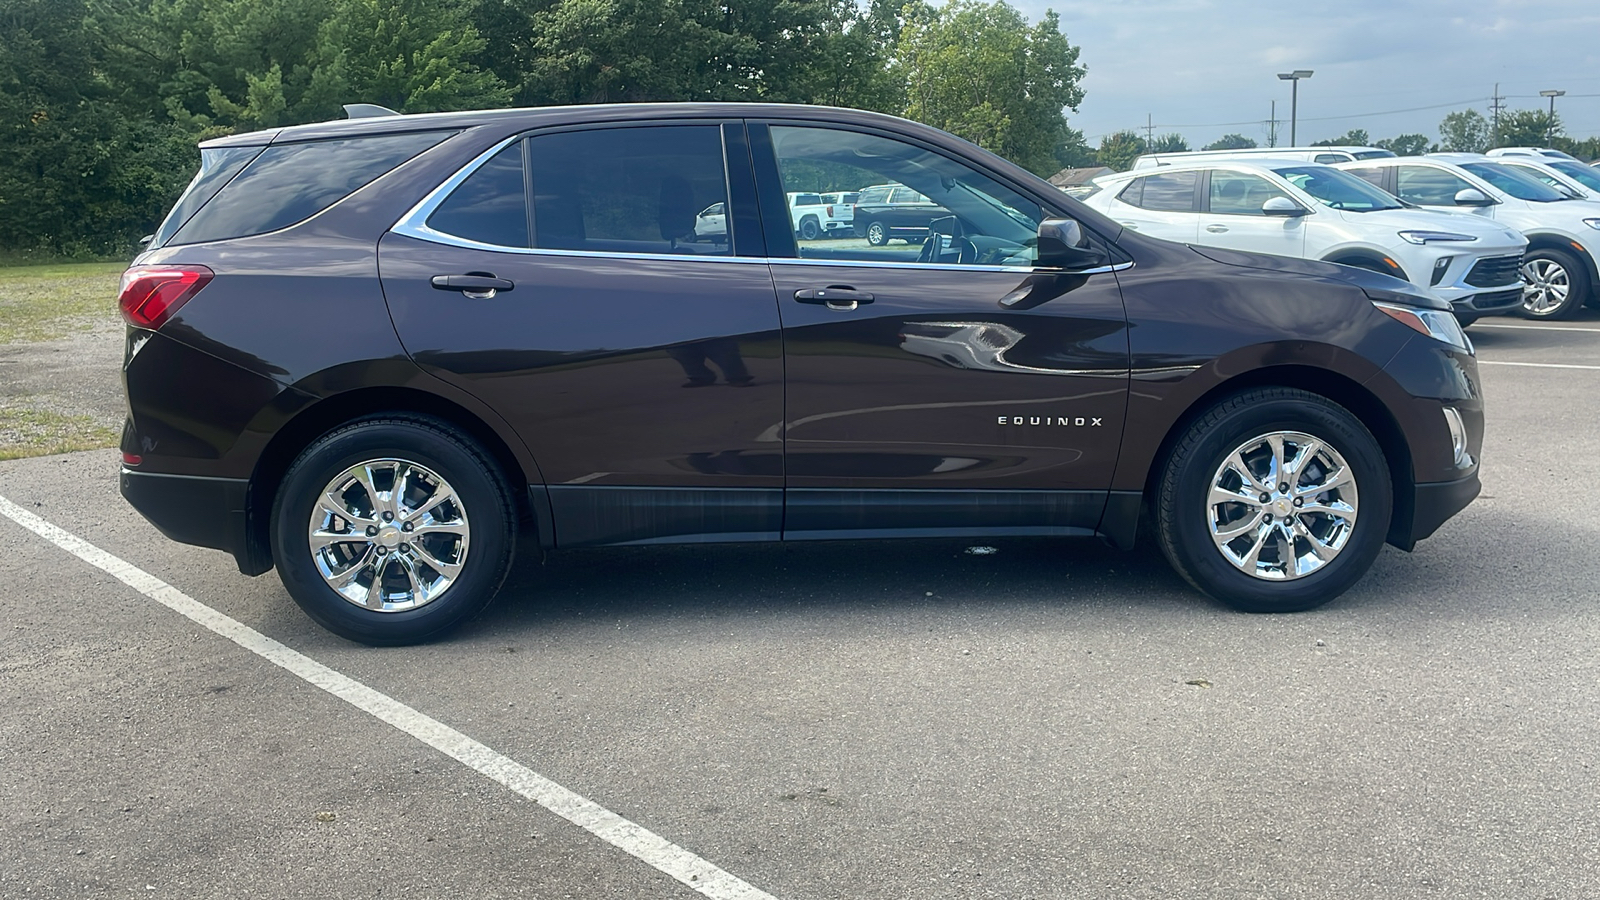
[1204,224,1229,234]
[431,273,515,299]
[795,286,874,311]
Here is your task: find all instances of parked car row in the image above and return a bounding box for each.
[121,102,1483,643]
[1081,148,1600,320]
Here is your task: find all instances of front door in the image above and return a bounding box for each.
[380,122,785,546]
[1197,169,1308,256]
[752,123,1131,537]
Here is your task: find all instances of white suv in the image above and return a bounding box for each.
[1487,147,1583,163]
[1083,159,1527,323]
[1131,146,1395,170]
[1336,154,1600,318]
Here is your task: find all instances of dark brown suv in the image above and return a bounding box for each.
[119,103,1483,644]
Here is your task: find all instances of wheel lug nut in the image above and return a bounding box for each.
[1278,483,1288,492]
[383,511,394,522]
[366,526,378,536]
[1259,493,1271,503]
[1293,498,1303,507]
[377,546,388,555]
[402,522,414,532]
[399,543,410,553]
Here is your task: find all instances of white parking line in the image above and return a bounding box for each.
[1474,323,1600,334]
[1478,360,1600,370]
[0,493,779,900]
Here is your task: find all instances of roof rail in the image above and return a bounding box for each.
[343,103,401,119]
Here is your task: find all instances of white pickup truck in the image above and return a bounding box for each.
[787,192,856,240]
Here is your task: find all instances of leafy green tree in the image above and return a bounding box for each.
[1551,135,1600,162]
[1438,109,1490,153]
[896,0,1086,175]
[1054,125,1096,168]
[1374,134,1430,156]
[1494,109,1561,147]
[1312,128,1369,147]
[1148,132,1188,153]
[1203,133,1256,151]
[1096,130,1145,171]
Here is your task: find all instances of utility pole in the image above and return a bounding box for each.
[1145,113,1154,147]
[1489,83,1506,147]
[1266,100,1281,148]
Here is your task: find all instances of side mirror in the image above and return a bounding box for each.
[1262,197,1309,217]
[1454,188,1494,207]
[1037,218,1104,271]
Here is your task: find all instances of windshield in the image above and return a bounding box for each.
[1460,162,1570,202]
[1549,161,1600,193]
[1273,165,1403,211]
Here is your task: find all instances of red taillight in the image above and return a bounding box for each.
[118,265,213,330]
[122,451,143,467]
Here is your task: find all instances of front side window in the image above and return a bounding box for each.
[1343,166,1388,190]
[1124,171,1198,212]
[525,125,732,256]
[1207,171,1292,215]
[770,125,1045,267]
[1396,166,1476,205]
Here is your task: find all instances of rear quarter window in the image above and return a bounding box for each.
[1122,171,1198,212]
[170,130,452,245]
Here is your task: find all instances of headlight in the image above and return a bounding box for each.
[1371,301,1472,354]
[1583,218,1600,231]
[1397,230,1479,244]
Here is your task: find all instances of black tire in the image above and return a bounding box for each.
[1155,388,1391,613]
[865,221,889,246]
[270,415,516,645]
[1519,247,1590,319]
[799,216,821,241]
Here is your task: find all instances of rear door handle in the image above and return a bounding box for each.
[795,287,874,311]
[1205,224,1229,234]
[432,273,514,299]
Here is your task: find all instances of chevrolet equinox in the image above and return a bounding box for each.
[119,103,1483,644]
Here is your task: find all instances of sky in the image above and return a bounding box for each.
[1007,0,1600,148]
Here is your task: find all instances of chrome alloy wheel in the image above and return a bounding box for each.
[1207,432,1358,581]
[1521,258,1571,315]
[308,458,470,612]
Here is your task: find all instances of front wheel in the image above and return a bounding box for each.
[1520,248,1590,319]
[270,416,516,645]
[1155,388,1391,613]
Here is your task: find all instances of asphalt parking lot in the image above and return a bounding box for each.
[5,314,1600,900]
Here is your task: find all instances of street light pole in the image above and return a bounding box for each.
[1277,70,1313,146]
[1539,89,1566,143]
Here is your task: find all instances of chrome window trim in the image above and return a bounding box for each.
[393,133,1132,276]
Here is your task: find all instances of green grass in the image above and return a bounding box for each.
[0,262,126,343]
[0,407,121,461]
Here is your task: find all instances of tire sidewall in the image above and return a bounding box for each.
[1162,394,1392,612]
[866,222,887,246]
[270,419,512,645]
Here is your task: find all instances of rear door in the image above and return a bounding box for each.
[1102,171,1201,243]
[752,121,1131,538]
[379,121,786,546]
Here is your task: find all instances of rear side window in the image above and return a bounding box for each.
[525,125,731,256]
[1344,166,1388,189]
[427,143,530,248]
[1120,171,1197,211]
[150,146,263,249]
[171,131,451,245]
[1313,153,1351,164]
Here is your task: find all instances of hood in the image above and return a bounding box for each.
[1336,208,1526,245]
[1187,245,1450,310]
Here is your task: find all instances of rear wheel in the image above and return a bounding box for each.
[798,216,821,241]
[1520,248,1590,319]
[1155,388,1391,613]
[270,416,516,645]
[865,221,889,246]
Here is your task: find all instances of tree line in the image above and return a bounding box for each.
[1084,109,1600,172]
[0,0,1089,257]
